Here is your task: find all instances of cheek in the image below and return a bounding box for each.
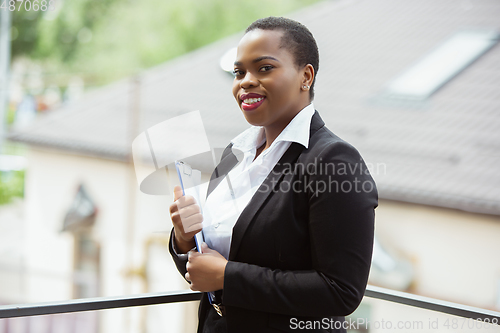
[266,79,292,103]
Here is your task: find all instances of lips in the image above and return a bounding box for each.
[240,93,266,111]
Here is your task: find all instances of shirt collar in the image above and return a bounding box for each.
[231,103,315,152]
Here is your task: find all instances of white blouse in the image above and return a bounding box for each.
[202,103,315,259]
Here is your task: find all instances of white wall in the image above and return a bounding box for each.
[374,199,500,309]
[0,199,25,303]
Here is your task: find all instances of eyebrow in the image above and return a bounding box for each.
[234,56,280,66]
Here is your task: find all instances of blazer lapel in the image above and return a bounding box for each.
[310,110,325,134]
[206,145,239,198]
[227,142,304,260]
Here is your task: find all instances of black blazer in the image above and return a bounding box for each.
[170,111,377,333]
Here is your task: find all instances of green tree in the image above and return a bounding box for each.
[11,0,118,61]
[0,170,24,205]
[11,6,43,57]
[12,0,321,87]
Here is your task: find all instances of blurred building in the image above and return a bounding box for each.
[4,0,500,332]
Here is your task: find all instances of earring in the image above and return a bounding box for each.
[302,85,309,90]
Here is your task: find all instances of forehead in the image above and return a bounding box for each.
[235,29,294,63]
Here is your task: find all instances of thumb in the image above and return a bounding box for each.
[173,185,183,201]
[200,243,223,257]
[200,242,210,253]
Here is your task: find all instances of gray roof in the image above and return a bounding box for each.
[8,0,500,215]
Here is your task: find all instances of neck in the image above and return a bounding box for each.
[263,101,310,149]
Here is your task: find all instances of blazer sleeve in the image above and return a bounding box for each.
[168,228,189,280]
[222,140,377,317]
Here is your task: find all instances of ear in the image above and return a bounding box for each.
[301,64,314,91]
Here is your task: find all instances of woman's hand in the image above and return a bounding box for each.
[185,243,228,292]
[169,185,203,254]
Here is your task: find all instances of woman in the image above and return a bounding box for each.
[169,17,377,333]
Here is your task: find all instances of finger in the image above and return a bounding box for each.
[176,195,196,209]
[188,249,201,262]
[185,272,191,283]
[184,223,203,235]
[198,243,220,256]
[181,220,203,235]
[172,204,201,224]
[200,242,209,253]
[178,203,201,219]
[171,220,201,245]
[179,212,203,228]
[173,185,183,201]
[169,201,178,214]
[173,222,202,241]
[179,213,203,233]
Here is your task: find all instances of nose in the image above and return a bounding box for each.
[240,71,258,89]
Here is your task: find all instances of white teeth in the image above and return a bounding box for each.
[243,97,264,104]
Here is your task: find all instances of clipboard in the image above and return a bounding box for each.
[175,160,217,305]
[174,160,204,253]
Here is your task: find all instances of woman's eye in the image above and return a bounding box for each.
[259,65,273,72]
[232,69,244,77]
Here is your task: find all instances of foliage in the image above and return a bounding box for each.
[11,0,322,87]
[0,170,25,205]
[35,0,119,61]
[10,5,44,58]
[11,0,118,61]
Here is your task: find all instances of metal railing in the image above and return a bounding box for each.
[0,285,499,323]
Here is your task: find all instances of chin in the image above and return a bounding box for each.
[240,106,270,127]
[242,115,264,127]
[242,116,260,126]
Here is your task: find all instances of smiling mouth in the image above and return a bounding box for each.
[243,97,264,104]
[241,96,265,111]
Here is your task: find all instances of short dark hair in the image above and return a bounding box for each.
[245,16,319,100]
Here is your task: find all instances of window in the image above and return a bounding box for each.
[383,30,499,100]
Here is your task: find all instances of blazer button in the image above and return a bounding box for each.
[214,223,220,228]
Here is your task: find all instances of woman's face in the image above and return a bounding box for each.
[232,29,312,129]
